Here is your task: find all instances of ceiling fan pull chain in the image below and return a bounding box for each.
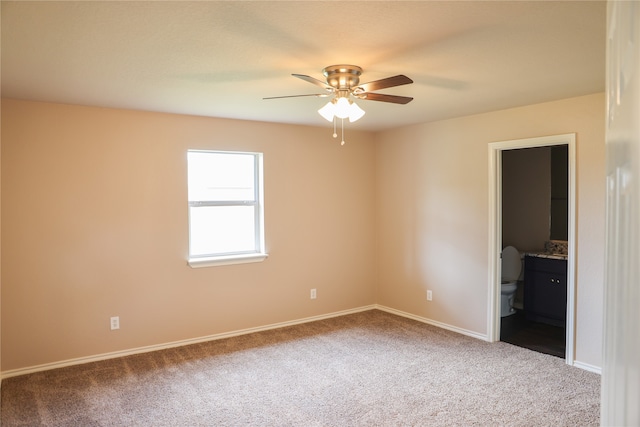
[341,118,346,146]
[333,116,337,139]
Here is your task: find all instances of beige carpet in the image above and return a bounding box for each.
[1,310,600,426]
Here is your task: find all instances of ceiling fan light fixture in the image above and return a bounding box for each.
[269,65,413,145]
[318,101,336,122]
[318,97,366,123]
[334,97,351,119]
[348,102,365,122]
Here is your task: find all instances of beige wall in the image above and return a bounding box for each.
[375,93,605,368]
[1,93,606,373]
[1,99,377,371]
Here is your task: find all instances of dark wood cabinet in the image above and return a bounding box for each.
[524,255,567,327]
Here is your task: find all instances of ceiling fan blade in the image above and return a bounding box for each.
[292,74,333,90]
[356,75,413,92]
[359,92,414,104]
[263,93,329,100]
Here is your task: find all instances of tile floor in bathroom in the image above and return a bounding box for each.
[500,309,566,358]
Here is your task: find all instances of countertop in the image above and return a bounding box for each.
[525,251,568,260]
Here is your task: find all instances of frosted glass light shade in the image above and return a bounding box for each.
[318,97,366,123]
[334,97,351,119]
[348,102,365,122]
[318,102,335,122]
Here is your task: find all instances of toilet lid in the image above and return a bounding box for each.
[501,246,521,281]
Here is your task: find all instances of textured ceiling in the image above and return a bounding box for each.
[1,1,606,131]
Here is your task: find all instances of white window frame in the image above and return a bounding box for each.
[187,150,267,268]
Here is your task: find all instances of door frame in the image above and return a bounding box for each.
[487,133,576,365]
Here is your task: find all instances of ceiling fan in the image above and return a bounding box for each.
[264,65,414,144]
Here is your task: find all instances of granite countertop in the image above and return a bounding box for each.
[525,251,568,260]
[524,240,568,260]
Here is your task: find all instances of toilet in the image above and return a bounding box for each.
[501,246,521,317]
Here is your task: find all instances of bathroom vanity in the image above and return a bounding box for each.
[523,254,567,327]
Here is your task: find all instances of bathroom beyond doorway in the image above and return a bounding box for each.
[500,144,568,358]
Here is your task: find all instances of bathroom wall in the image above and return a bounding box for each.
[502,146,551,252]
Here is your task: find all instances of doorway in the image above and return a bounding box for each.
[487,134,576,366]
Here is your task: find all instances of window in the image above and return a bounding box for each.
[187,150,266,267]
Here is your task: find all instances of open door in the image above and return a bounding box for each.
[602,1,640,424]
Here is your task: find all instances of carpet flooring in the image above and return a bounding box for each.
[1,310,600,426]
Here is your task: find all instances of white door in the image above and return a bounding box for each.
[602,1,640,425]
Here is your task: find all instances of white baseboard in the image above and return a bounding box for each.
[1,305,376,380]
[571,360,602,375]
[375,304,490,341]
[376,305,603,374]
[1,304,599,380]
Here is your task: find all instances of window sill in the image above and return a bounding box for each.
[188,253,269,268]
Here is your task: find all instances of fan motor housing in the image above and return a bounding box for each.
[322,65,362,89]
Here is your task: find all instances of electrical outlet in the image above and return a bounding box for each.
[110,316,120,330]
[310,288,317,299]
[426,290,433,301]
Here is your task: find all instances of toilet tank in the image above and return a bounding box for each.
[502,246,522,281]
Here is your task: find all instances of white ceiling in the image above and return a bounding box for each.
[1,1,606,131]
